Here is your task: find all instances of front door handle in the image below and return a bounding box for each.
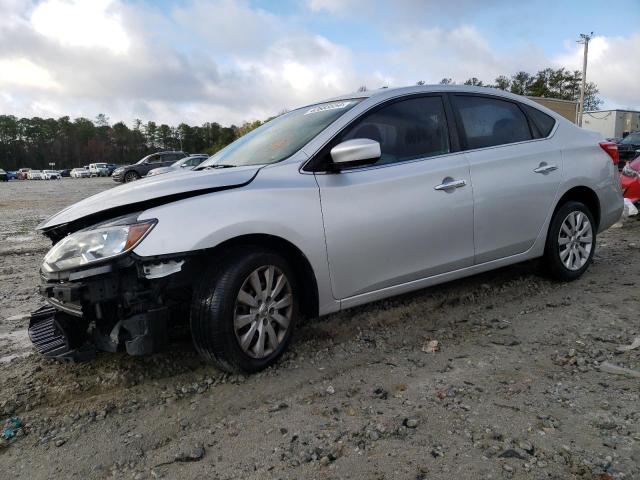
[533,163,558,174]
[434,178,467,191]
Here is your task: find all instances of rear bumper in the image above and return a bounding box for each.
[621,175,640,203]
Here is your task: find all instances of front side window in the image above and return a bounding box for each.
[198,99,362,168]
[452,95,532,149]
[337,96,450,166]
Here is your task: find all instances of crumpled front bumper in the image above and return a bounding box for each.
[31,255,188,361]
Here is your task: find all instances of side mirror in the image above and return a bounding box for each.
[330,138,381,170]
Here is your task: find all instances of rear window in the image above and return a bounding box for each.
[622,133,640,144]
[452,95,532,149]
[522,104,556,138]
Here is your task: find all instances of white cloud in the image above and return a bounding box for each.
[0,58,60,90]
[553,33,640,110]
[30,0,130,54]
[0,0,636,126]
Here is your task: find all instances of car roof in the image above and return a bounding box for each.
[315,84,563,119]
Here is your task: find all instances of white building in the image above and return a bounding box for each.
[582,110,640,139]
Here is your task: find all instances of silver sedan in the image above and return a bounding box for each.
[36,85,623,372]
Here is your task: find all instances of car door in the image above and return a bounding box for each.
[450,94,562,264]
[314,95,474,300]
[139,154,162,175]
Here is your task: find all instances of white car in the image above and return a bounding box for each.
[70,168,90,178]
[33,85,622,372]
[89,163,109,177]
[43,170,61,180]
[27,170,43,180]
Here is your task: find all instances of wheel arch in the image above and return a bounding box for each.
[552,186,601,230]
[198,233,320,319]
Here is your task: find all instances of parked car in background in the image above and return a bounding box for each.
[112,151,189,183]
[32,85,622,372]
[621,151,640,204]
[17,168,31,180]
[616,132,640,168]
[106,164,118,176]
[27,170,44,180]
[59,169,72,177]
[70,168,90,178]
[8,171,17,180]
[146,154,209,177]
[89,163,109,177]
[43,170,61,180]
[0,169,7,181]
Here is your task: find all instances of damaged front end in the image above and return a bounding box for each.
[30,215,194,361]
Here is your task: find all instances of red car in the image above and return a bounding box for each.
[621,152,640,204]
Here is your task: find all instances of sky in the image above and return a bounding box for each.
[0,0,638,126]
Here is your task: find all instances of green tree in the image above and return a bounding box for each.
[493,75,511,90]
[464,77,484,86]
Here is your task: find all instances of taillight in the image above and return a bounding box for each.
[599,141,619,165]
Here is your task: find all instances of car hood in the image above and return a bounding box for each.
[148,166,176,175]
[38,165,260,233]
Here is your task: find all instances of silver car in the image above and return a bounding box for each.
[32,85,622,372]
[146,154,209,177]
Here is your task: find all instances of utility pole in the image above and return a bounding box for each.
[577,32,593,127]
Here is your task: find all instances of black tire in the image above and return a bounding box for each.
[543,200,596,281]
[124,171,140,183]
[190,248,299,373]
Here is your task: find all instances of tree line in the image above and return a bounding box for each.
[426,67,602,111]
[0,114,264,171]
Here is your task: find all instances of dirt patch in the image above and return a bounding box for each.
[1,179,639,479]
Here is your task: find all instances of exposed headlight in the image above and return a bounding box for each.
[42,220,156,272]
[113,168,124,174]
[622,164,639,178]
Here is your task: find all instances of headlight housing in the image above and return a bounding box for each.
[42,220,156,272]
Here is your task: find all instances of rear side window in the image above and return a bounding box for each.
[339,96,450,166]
[452,95,532,149]
[522,104,556,138]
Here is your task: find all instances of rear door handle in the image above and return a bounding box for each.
[533,163,558,174]
[434,178,467,191]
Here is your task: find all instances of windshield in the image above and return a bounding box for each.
[622,133,640,144]
[171,157,192,167]
[198,99,361,168]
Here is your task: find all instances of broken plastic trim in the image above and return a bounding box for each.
[142,260,185,279]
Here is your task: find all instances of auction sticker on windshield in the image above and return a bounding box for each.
[304,101,352,115]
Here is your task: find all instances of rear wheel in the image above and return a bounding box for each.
[543,201,596,281]
[190,249,298,373]
[124,171,140,183]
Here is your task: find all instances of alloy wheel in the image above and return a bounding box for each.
[557,211,593,271]
[233,265,293,359]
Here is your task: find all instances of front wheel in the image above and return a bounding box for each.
[190,249,298,373]
[543,201,596,281]
[124,171,140,183]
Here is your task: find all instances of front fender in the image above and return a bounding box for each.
[134,161,338,315]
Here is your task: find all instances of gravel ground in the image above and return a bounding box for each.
[1,178,639,479]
